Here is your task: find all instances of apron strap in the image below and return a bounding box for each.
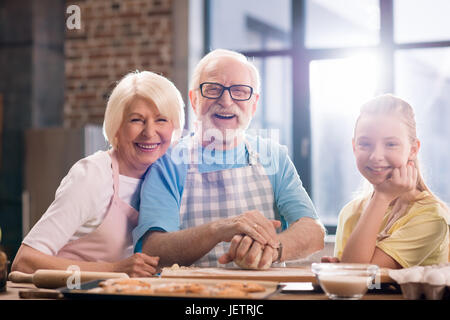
[108,150,121,198]
[245,140,259,166]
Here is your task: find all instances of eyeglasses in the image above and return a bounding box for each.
[199,82,253,101]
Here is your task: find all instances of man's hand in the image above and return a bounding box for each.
[218,233,280,269]
[214,211,281,248]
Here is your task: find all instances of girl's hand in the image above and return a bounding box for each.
[373,161,418,202]
[321,256,340,263]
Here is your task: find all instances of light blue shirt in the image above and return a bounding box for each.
[133,134,319,252]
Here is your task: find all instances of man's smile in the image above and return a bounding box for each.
[214,112,236,120]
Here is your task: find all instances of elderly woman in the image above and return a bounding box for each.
[11,71,185,277]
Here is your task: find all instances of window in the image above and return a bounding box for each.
[393,0,450,205]
[251,56,293,155]
[306,0,380,48]
[209,0,291,51]
[395,48,450,203]
[310,54,381,225]
[394,0,450,43]
[207,0,293,154]
[205,0,450,230]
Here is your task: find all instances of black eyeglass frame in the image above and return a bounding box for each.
[199,82,254,101]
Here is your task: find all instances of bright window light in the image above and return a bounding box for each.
[309,53,381,225]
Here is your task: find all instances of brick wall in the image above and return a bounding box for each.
[64,0,174,127]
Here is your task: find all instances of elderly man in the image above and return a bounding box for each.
[133,49,325,269]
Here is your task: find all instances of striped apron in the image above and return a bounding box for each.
[179,140,276,267]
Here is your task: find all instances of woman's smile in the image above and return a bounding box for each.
[134,142,161,152]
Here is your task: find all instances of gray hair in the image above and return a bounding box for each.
[189,49,261,94]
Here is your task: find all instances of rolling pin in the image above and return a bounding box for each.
[9,269,129,289]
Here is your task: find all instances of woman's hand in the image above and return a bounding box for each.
[112,253,159,277]
[214,211,281,248]
[373,161,418,202]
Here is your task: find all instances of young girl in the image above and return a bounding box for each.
[326,94,449,269]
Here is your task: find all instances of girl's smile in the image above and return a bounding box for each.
[367,165,392,174]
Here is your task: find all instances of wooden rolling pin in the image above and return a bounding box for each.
[9,269,129,289]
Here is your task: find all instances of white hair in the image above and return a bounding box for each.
[103,70,185,149]
[189,49,261,93]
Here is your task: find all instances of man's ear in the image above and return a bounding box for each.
[189,90,198,115]
[250,93,259,116]
[409,139,421,161]
[352,138,356,154]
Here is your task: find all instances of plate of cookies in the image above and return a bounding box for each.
[60,277,280,300]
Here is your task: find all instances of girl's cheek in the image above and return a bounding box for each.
[355,152,368,163]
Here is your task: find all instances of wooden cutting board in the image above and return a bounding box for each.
[160,266,394,284]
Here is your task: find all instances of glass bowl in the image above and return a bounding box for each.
[311,263,379,300]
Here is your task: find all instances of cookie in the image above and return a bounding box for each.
[215,281,266,293]
[211,287,249,297]
[153,283,190,294]
[184,283,208,294]
[99,278,152,288]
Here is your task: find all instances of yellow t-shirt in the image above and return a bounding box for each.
[334,191,449,268]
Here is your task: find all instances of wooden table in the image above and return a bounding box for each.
[272,291,404,300]
[1,282,58,300]
[1,265,404,300]
[1,281,404,300]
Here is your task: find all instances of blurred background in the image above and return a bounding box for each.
[0,0,449,262]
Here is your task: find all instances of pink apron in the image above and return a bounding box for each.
[56,150,139,262]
